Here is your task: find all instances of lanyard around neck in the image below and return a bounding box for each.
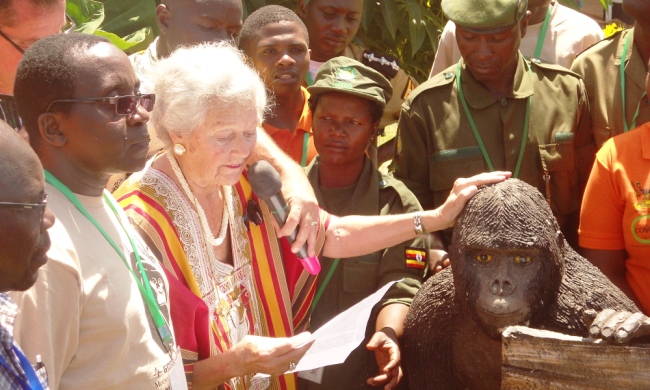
[310,258,340,316]
[620,32,646,132]
[44,171,173,352]
[0,347,44,390]
[456,62,531,178]
[533,6,552,60]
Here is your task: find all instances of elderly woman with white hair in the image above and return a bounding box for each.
[114,42,509,390]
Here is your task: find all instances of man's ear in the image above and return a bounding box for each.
[38,113,67,147]
[156,4,171,35]
[297,0,307,18]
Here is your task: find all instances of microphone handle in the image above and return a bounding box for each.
[265,194,309,259]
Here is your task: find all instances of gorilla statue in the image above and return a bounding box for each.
[402,179,644,389]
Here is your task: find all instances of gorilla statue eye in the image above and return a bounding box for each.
[475,253,493,263]
[514,255,532,264]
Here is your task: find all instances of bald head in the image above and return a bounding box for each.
[156,0,243,58]
[0,120,41,188]
[0,119,53,293]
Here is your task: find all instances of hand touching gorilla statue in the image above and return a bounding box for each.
[402,179,647,390]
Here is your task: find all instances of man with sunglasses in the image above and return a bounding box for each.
[0,120,55,390]
[0,0,73,139]
[10,32,184,389]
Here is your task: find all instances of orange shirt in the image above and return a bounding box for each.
[263,87,317,167]
[579,122,650,313]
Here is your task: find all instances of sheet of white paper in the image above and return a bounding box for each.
[255,280,398,379]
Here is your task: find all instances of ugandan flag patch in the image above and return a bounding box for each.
[405,247,427,269]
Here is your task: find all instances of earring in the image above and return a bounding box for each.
[173,144,186,156]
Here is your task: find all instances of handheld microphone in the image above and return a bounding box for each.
[248,161,321,275]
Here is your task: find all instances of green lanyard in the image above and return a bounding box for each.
[44,171,173,352]
[300,132,310,167]
[620,32,646,132]
[533,6,552,60]
[310,258,340,316]
[456,62,531,178]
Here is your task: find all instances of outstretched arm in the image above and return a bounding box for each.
[192,332,313,389]
[322,171,511,259]
[250,128,320,256]
[366,303,410,389]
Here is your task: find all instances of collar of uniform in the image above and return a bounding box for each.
[298,87,313,134]
[343,42,365,61]
[641,123,650,160]
[307,156,379,217]
[614,28,634,67]
[460,52,533,110]
[614,28,647,91]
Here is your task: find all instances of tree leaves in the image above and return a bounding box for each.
[379,0,400,40]
[66,0,157,54]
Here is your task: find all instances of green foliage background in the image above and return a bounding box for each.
[66,0,158,54]
[68,0,598,83]
[243,0,592,83]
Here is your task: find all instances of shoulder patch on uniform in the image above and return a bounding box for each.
[405,247,427,270]
[529,59,581,78]
[430,70,456,86]
[405,71,455,102]
[574,29,625,61]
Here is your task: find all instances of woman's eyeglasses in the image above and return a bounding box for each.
[46,94,156,116]
[0,193,48,221]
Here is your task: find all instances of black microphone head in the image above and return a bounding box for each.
[248,160,283,200]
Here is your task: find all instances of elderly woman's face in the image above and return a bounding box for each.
[176,105,258,186]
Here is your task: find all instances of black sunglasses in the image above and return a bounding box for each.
[46,94,156,116]
[0,193,48,221]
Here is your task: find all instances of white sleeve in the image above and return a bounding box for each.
[10,225,82,390]
[429,21,458,78]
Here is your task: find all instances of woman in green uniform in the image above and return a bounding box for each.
[302,57,426,390]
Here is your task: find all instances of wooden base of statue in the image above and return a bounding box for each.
[502,326,650,389]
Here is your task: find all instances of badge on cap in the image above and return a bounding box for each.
[334,66,357,89]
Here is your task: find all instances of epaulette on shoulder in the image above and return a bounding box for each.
[604,28,625,41]
[407,69,455,101]
[430,69,456,86]
[575,28,626,61]
[528,57,580,78]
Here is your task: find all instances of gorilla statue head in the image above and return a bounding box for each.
[449,179,565,339]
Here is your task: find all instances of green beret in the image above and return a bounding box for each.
[442,0,528,34]
[308,57,393,108]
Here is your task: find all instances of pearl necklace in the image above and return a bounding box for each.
[167,153,229,247]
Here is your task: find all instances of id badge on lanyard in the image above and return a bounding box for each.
[169,347,188,390]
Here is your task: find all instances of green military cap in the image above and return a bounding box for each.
[442,0,528,34]
[308,57,393,108]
